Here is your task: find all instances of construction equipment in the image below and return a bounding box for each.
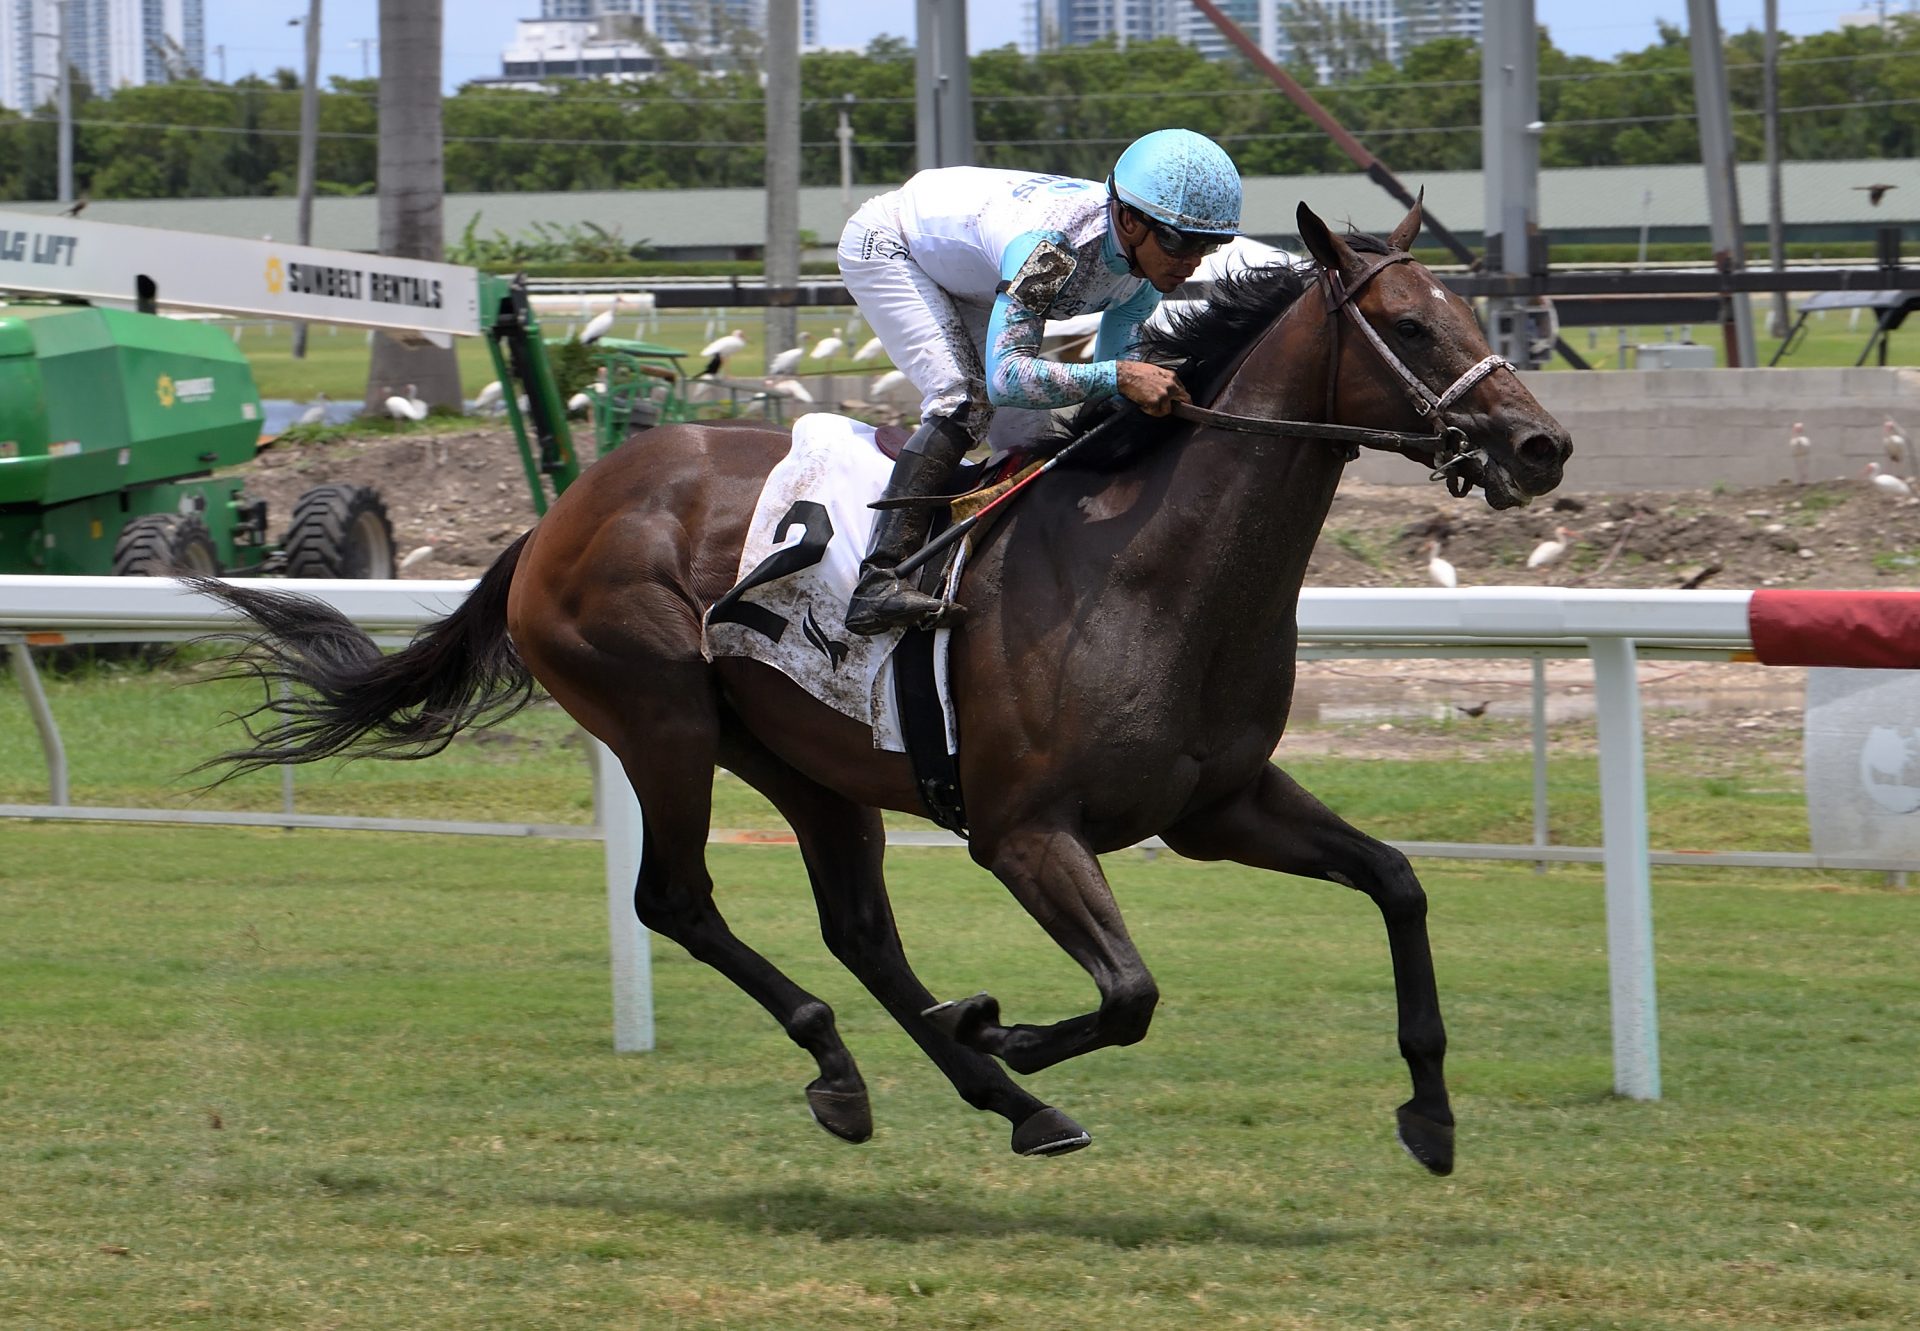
[0,209,721,572]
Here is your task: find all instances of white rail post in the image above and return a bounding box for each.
[592,736,653,1052]
[8,641,68,805]
[1590,634,1661,1099]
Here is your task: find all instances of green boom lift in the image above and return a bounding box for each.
[0,209,696,577]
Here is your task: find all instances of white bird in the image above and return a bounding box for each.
[851,335,884,363]
[810,326,845,360]
[766,332,812,377]
[699,328,747,378]
[1425,538,1457,588]
[580,308,616,344]
[1884,417,1910,473]
[567,390,595,414]
[295,390,327,427]
[869,369,908,397]
[766,377,814,404]
[398,545,435,573]
[1788,420,1812,485]
[1862,461,1913,498]
[1526,525,1578,570]
[405,383,428,418]
[383,387,426,422]
[472,381,504,413]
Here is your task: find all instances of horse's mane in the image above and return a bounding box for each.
[1051,228,1394,470]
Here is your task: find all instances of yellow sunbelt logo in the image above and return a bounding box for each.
[265,255,285,293]
[156,373,215,408]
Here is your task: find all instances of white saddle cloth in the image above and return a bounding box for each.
[700,412,960,753]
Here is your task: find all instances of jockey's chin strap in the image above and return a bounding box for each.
[1170,250,1515,498]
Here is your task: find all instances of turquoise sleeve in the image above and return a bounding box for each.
[1092,282,1161,364]
[984,230,1118,409]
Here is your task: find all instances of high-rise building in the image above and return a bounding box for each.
[1032,0,1480,72]
[490,0,818,84]
[516,0,817,58]
[2,0,203,112]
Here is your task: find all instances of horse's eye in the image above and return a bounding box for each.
[1394,319,1425,340]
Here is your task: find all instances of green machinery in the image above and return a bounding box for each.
[0,210,727,577]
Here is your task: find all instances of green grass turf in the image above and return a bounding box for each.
[2,823,1916,1330]
[0,653,1850,864]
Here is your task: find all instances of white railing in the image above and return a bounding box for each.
[0,576,1832,1100]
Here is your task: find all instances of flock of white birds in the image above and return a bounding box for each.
[694,324,908,405]
[1423,524,1578,588]
[1791,417,1913,494]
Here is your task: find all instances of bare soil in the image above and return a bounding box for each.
[245,424,1918,772]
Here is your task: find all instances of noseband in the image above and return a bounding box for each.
[1171,251,1516,497]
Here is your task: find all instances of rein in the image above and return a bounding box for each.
[1174,250,1515,497]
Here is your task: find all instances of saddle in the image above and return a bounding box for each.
[703,416,1044,839]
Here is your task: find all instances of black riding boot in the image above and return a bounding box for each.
[845,414,973,635]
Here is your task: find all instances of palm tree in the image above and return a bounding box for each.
[365,0,462,413]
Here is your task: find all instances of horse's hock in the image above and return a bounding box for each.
[1347,366,1920,492]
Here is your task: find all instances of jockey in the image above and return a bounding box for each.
[837,128,1243,635]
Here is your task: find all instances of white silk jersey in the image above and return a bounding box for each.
[840,167,1162,440]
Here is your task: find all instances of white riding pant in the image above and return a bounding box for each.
[839,200,1054,451]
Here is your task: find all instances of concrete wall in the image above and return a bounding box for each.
[1347,367,1920,492]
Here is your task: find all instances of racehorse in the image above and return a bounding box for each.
[193,200,1570,1175]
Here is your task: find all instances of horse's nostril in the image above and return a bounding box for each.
[1519,433,1567,469]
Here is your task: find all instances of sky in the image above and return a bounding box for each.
[201,1,1897,91]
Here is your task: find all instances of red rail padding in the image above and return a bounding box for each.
[1748,589,1920,668]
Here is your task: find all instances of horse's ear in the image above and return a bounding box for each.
[1295,201,1351,274]
[1387,188,1425,253]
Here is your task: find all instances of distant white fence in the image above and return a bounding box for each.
[0,575,1875,1100]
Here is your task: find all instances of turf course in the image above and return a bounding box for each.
[3,819,1918,1330]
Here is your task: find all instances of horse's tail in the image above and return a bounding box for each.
[188,532,536,782]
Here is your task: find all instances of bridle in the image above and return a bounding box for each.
[1170,250,1516,498]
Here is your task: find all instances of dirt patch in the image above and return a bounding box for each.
[246,424,1920,592]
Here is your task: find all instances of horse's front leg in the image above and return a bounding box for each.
[925,824,1160,1077]
[1162,763,1455,1176]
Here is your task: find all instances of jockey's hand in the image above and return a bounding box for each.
[1116,360,1190,417]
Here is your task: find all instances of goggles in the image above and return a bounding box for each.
[1134,208,1228,259]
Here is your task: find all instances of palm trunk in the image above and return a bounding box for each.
[365,0,462,414]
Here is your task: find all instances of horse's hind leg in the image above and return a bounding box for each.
[564,666,873,1144]
[1161,763,1455,1176]
[720,732,1092,1157]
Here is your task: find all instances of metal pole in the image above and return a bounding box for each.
[837,93,855,214]
[292,0,323,361]
[1591,636,1661,1101]
[1763,0,1788,338]
[56,0,72,206]
[1686,0,1758,369]
[915,0,973,170]
[1482,0,1540,366]
[9,642,68,805]
[764,0,800,362]
[1531,654,1549,872]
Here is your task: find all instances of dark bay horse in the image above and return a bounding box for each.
[195,201,1570,1174]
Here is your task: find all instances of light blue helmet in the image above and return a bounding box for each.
[1109,129,1242,237]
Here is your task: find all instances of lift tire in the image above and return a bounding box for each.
[282,484,396,579]
[112,513,222,577]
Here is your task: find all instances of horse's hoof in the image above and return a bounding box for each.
[922,992,1000,1045]
[1011,1107,1091,1157]
[1395,1104,1455,1176]
[805,1080,873,1144]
